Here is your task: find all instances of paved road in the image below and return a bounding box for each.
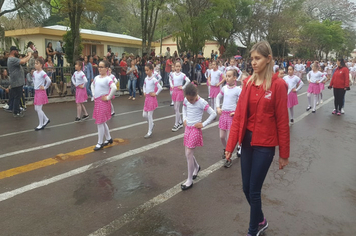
[0,84,355,236]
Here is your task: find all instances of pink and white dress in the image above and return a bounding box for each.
[92,75,114,124]
[33,70,51,105]
[143,74,163,111]
[169,72,190,101]
[209,69,223,98]
[294,64,304,79]
[283,75,304,108]
[71,71,88,103]
[307,71,325,94]
[320,72,327,91]
[182,96,216,148]
[216,85,242,130]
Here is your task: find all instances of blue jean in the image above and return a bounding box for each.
[128,79,137,97]
[86,79,93,97]
[164,71,170,87]
[241,130,275,236]
[24,86,34,98]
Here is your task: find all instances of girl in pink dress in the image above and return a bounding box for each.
[181,82,216,190]
[71,61,89,122]
[33,58,52,131]
[91,61,117,151]
[142,63,163,138]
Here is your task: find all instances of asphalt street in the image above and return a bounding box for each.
[0,83,355,236]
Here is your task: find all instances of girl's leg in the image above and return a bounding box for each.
[289,107,294,120]
[97,123,105,145]
[35,105,44,128]
[111,103,115,115]
[128,79,132,97]
[76,103,82,118]
[210,98,216,112]
[220,129,227,147]
[81,104,88,116]
[208,86,211,98]
[312,94,317,111]
[183,147,197,187]
[132,80,137,98]
[103,122,112,141]
[320,92,323,103]
[307,93,311,108]
[148,111,154,133]
[174,101,181,126]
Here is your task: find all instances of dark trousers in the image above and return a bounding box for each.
[11,86,23,114]
[120,75,128,90]
[241,130,275,236]
[333,88,346,111]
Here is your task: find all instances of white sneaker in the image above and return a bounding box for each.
[341,108,345,114]
[320,99,323,104]
[316,102,319,106]
[172,125,179,132]
[144,132,152,139]
[3,104,9,109]
[91,97,94,102]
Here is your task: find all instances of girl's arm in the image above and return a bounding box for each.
[182,101,187,124]
[217,74,226,86]
[91,81,95,97]
[202,106,216,127]
[83,74,88,85]
[216,90,223,111]
[44,74,52,89]
[143,81,146,94]
[296,79,304,92]
[107,82,117,100]
[169,74,173,87]
[182,76,191,89]
[71,74,77,87]
[155,81,163,95]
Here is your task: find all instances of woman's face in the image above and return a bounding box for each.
[48,56,52,62]
[2,69,8,77]
[49,43,52,48]
[337,60,341,67]
[250,50,271,74]
[89,57,93,63]
[84,56,88,63]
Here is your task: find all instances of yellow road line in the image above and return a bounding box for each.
[0,139,126,180]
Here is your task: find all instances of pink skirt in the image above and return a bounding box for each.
[327,69,332,76]
[295,71,302,79]
[307,83,321,94]
[93,97,112,124]
[144,95,158,111]
[319,82,325,91]
[184,126,203,149]
[209,86,220,98]
[75,87,88,103]
[34,89,48,105]
[219,110,234,130]
[172,87,184,102]
[287,92,298,108]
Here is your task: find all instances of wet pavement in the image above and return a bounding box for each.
[0,84,355,236]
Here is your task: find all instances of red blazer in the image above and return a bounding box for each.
[226,76,290,158]
[330,67,350,89]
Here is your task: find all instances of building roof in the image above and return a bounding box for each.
[5,25,159,47]
[44,25,142,42]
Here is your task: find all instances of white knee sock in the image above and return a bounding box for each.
[307,93,311,107]
[35,105,43,128]
[208,86,211,97]
[111,103,115,114]
[289,107,294,119]
[184,147,198,186]
[104,123,111,140]
[97,123,105,144]
[174,102,181,126]
[77,103,82,118]
[220,129,227,147]
[313,94,317,110]
[148,111,154,133]
[210,98,215,112]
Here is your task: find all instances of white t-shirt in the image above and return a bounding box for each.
[210,69,223,86]
[217,85,242,111]
[307,71,325,83]
[143,74,162,94]
[71,71,87,87]
[182,96,215,127]
[92,75,113,99]
[283,75,304,94]
[169,72,190,88]
[33,70,51,90]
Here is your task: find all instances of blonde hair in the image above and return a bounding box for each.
[247,41,273,91]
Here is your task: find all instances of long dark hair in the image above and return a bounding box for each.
[338,58,346,68]
[47,42,52,48]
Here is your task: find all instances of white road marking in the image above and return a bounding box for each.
[0,105,171,138]
[0,122,219,202]
[0,114,175,160]
[297,91,307,97]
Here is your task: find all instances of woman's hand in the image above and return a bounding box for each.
[39,85,45,90]
[149,92,157,97]
[178,86,183,90]
[5,88,9,93]
[79,84,84,89]
[101,96,108,101]
[183,120,187,127]
[230,112,235,117]
[292,88,297,92]
[217,107,222,115]
[225,151,232,160]
[279,157,289,169]
[194,122,203,129]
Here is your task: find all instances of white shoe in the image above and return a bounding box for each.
[172,125,179,132]
[91,97,94,102]
[316,102,319,106]
[144,132,152,139]
[341,108,345,114]
[3,104,9,109]
[320,99,323,104]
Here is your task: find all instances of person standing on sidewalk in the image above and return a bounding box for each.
[7,46,31,117]
[225,41,290,236]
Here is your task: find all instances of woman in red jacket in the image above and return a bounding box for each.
[225,41,290,236]
[328,58,350,116]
